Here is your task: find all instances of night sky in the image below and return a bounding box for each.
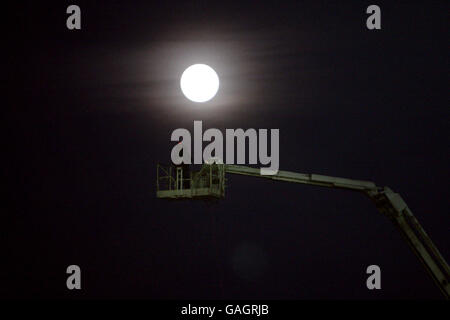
[4,1,449,299]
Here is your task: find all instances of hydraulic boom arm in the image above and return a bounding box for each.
[224,165,450,298]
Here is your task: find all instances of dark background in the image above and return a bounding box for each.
[4,0,449,299]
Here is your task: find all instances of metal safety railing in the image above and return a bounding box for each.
[156,163,225,199]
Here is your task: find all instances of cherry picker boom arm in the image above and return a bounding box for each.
[224,165,450,298]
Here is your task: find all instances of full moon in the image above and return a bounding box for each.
[180,64,219,103]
